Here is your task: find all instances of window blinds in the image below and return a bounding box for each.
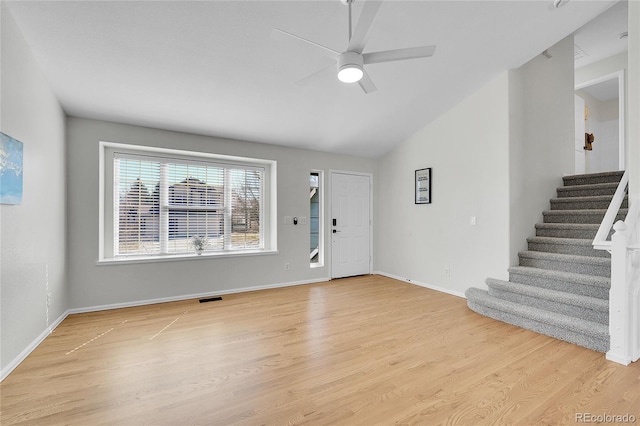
[114,153,264,257]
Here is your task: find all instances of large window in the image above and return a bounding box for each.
[100,142,276,261]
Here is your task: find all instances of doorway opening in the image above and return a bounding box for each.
[574,70,625,174]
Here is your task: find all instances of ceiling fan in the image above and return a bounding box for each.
[272,0,437,94]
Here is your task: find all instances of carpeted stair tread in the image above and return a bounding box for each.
[466,288,608,335]
[556,182,618,198]
[550,195,627,210]
[528,236,593,246]
[562,171,625,186]
[508,266,610,295]
[526,236,609,257]
[552,194,618,202]
[485,278,608,324]
[466,288,609,352]
[518,250,610,265]
[535,223,600,239]
[542,209,627,224]
[518,250,610,277]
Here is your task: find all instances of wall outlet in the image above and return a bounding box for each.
[284,263,290,271]
[444,267,450,276]
[470,216,477,226]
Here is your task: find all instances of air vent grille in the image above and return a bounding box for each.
[574,44,589,61]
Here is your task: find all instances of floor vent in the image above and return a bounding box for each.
[199,296,223,303]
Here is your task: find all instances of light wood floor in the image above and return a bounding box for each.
[1,275,638,425]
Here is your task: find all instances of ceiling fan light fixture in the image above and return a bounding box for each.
[337,52,364,83]
[338,65,363,83]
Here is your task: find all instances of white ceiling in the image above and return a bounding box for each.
[579,78,620,102]
[5,0,621,158]
[574,0,628,69]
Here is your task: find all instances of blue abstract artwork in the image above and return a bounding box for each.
[0,132,24,205]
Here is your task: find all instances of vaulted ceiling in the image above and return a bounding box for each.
[5,0,622,157]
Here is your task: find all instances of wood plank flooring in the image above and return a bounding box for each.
[1,275,638,425]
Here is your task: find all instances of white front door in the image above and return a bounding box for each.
[331,172,371,279]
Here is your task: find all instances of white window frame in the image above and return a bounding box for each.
[98,141,277,264]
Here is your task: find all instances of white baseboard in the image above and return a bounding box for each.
[606,351,631,366]
[374,271,466,299]
[1,310,70,382]
[68,277,330,314]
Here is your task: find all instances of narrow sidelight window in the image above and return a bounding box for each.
[310,171,323,266]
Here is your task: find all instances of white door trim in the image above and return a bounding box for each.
[329,170,373,279]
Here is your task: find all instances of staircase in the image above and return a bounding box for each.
[466,171,627,353]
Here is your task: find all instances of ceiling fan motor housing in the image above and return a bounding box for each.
[337,51,364,83]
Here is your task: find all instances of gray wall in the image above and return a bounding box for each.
[1,4,68,377]
[66,117,376,310]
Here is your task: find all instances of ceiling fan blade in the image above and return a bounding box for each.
[363,45,437,64]
[347,0,383,53]
[272,29,341,59]
[358,69,377,94]
[295,63,335,86]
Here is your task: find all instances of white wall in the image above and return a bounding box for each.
[66,117,376,309]
[375,72,511,296]
[0,4,67,378]
[375,36,575,295]
[508,36,575,265]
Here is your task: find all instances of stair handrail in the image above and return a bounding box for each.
[593,170,629,252]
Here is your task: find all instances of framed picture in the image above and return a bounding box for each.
[415,168,431,204]
[0,132,24,205]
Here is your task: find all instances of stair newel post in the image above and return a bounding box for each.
[606,220,630,365]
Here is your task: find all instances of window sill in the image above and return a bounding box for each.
[97,249,279,266]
